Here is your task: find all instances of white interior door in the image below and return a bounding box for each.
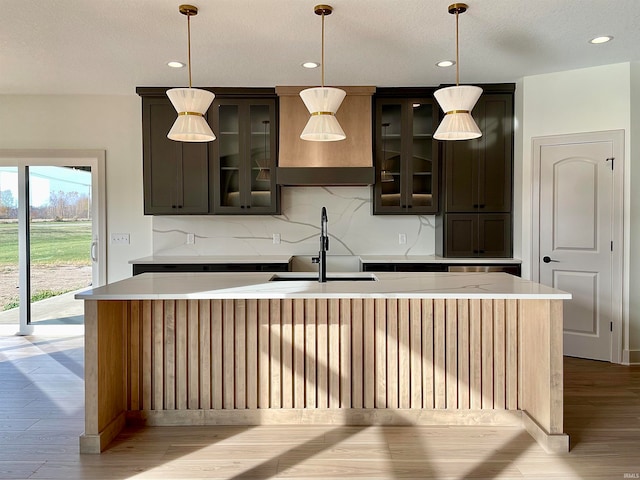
[535,132,623,362]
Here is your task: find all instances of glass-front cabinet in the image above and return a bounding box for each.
[374,96,438,214]
[210,98,278,214]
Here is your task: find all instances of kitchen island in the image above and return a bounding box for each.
[76,271,570,454]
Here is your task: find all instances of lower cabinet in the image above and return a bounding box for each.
[436,213,512,258]
[132,262,290,276]
[361,258,520,276]
[361,263,448,273]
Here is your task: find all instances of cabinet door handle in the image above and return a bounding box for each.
[177,205,183,209]
[246,205,251,209]
[172,205,177,208]
[472,203,479,208]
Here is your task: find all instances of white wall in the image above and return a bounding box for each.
[0,95,151,282]
[518,63,637,358]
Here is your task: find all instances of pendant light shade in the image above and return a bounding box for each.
[433,85,482,140]
[300,5,346,142]
[300,87,346,141]
[433,3,482,141]
[167,4,215,143]
[167,87,215,142]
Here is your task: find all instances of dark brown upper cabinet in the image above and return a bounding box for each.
[437,84,515,258]
[373,92,439,214]
[137,87,279,216]
[141,96,209,215]
[209,97,279,214]
[443,92,513,213]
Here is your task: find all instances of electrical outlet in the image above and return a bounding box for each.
[186,233,195,245]
[110,233,130,245]
[398,233,407,245]
[272,233,281,245]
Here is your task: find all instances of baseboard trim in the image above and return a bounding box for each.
[623,349,640,365]
[127,408,523,427]
[521,412,570,453]
[79,412,126,454]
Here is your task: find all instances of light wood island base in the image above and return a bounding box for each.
[80,297,568,454]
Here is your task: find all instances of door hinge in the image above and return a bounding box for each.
[606,157,614,170]
[611,241,614,252]
[610,321,613,332]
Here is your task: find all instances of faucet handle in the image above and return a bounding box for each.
[311,256,319,264]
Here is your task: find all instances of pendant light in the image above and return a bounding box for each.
[167,4,216,142]
[433,3,482,141]
[300,5,346,142]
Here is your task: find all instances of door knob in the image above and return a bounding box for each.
[542,256,559,263]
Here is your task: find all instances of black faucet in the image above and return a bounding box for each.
[311,207,329,283]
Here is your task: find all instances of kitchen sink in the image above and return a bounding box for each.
[269,273,378,282]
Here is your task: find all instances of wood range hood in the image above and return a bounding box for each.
[275,86,375,186]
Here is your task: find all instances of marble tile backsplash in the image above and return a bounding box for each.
[152,187,436,261]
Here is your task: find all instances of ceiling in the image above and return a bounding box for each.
[2,0,639,95]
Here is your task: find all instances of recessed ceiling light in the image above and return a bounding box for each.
[302,62,320,69]
[589,36,613,44]
[167,61,186,68]
[437,60,455,68]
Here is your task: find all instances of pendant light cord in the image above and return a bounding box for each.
[187,12,193,88]
[321,11,325,88]
[455,9,460,86]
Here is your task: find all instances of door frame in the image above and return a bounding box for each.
[0,149,106,335]
[531,130,624,364]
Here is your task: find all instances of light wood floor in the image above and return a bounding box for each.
[0,332,638,479]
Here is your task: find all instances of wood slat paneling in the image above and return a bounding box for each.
[328,299,340,409]
[398,299,410,409]
[409,299,422,409]
[124,297,529,416]
[351,299,364,409]
[258,299,270,409]
[281,299,293,409]
[246,300,258,410]
[445,299,458,409]
[481,299,494,409]
[386,298,398,409]
[304,299,317,409]
[340,299,352,409]
[422,299,434,409]
[433,299,446,409]
[293,299,305,408]
[363,299,375,409]
[175,300,187,411]
[211,300,223,410]
[199,300,211,410]
[457,299,470,410]
[374,298,387,409]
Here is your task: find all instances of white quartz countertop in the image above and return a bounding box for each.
[75,272,569,301]
[130,255,293,264]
